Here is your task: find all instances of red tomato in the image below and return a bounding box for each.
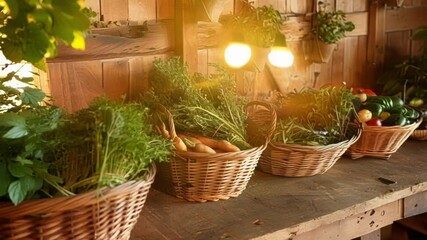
[352,87,377,96]
[366,118,382,126]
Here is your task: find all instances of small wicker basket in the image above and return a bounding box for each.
[0,165,156,240]
[154,101,276,202]
[258,127,361,177]
[411,129,427,140]
[347,119,422,160]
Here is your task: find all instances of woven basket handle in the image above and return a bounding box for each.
[246,100,277,146]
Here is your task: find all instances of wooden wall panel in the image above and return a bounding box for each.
[101,0,129,21]
[157,0,174,19]
[129,0,156,23]
[102,60,130,101]
[48,61,103,112]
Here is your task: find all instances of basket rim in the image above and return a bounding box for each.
[0,164,156,217]
[268,125,362,152]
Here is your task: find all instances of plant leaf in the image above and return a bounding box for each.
[8,179,26,205]
[21,86,46,106]
[0,161,12,196]
[8,160,33,178]
[3,125,28,139]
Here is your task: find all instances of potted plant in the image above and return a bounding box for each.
[0,1,172,239]
[306,1,355,63]
[220,1,283,71]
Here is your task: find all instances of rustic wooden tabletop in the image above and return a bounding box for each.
[130,139,427,240]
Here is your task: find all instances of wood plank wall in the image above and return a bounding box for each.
[42,0,427,112]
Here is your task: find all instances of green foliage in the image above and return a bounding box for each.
[0,0,90,113]
[0,0,90,65]
[0,107,64,205]
[52,98,172,193]
[144,57,251,149]
[220,1,283,48]
[273,87,356,145]
[378,26,427,103]
[311,1,355,44]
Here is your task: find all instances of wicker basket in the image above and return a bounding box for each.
[0,165,156,240]
[154,101,276,202]
[258,126,362,177]
[347,119,422,160]
[411,129,427,140]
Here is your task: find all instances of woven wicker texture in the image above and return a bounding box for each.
[411,129,427,140]
[154,101,276,202]
[347,119,422,160]
[258,127,361,177]
[0,165,156,240]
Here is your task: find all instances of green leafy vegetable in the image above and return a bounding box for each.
[273,87,356,145]
[144,57,251,149]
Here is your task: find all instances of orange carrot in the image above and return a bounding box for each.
[173,136,187,151]
[216,140,240,152]
[193,135,240,152]
[177,134,202,144]
[193,135,219,148]
[193,143,216,154]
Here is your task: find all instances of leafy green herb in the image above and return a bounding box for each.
[0,107,64,205]
[144,57,251,149]
[273,87,356,145]
[220,2,283,48]
[53,98,172,193]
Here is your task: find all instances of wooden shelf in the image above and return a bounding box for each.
[130,139,427,240]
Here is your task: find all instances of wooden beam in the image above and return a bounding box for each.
[175,0,198,73]
[366,0,386,91]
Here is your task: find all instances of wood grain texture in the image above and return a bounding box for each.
[130,140,427,240]
[50,21,174,62]
[101,0,129,21]
[102,60,130,101]
[48,61,103,112]
[128,0,156,23]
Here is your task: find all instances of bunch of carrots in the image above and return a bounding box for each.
[155,121,240,154]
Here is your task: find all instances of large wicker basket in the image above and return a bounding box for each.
[347,119,422,160]
[154,101,276,202]
[0,164,156,240]
[258,126,361,177]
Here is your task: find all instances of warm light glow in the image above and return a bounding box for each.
[224,42,252,68]
[268,47,294,68]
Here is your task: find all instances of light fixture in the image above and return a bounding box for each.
[224,33,251,68]
[268,33,294,68]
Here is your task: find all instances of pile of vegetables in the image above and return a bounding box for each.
[1,98,172,205]
[53,98,172,194]
[144,57,251,152]
[273,87,357,146]
[355,93,421,127]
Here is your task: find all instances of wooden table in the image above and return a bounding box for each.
[130,140,427,240]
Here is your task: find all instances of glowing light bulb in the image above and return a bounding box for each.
[224,42,251,68]
[268,46,294,68]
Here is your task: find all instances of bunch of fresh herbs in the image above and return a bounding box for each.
[0,107,66,205]
[53,98,172,194]
[144,57,251,149]
[273,87,356,145]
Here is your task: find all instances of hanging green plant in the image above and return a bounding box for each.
[311,1,355,45]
